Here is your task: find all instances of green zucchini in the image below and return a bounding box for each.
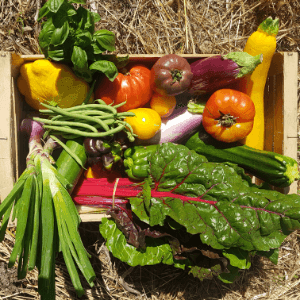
[185,124,299,188]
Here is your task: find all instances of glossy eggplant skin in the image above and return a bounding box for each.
[150,54,193,96]
[188,52,262,95]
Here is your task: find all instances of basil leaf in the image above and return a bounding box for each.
[74,31,93,48]
[102,54,129,69]
[50,21,69,46]
[48,49,66,61]
[39,19,56,49]
[68,0,86,4]
[48,0,65,13]
[89,60,118,82]
[71,46,88,69]
[38,3,51,20]
[94,29,116,52]
[91,41,106,55]
[91,12,101,23]
[75,7,94,34]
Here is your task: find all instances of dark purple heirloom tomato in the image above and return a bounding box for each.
[150,54,193,96]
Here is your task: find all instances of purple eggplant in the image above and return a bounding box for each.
[188,52,262,95]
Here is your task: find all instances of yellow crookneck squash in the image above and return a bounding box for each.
[239,17,279,150]
[17,59,93,111]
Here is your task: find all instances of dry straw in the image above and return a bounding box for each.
[0,0,300,299]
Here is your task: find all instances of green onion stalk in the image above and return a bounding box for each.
[0,119,95,299]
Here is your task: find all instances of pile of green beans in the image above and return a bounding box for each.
[34,100,137,142]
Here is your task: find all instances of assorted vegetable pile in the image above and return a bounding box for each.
[0,4,299,299]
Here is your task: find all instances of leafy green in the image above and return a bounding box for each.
[100,142,300,283]
[38,0,126,82]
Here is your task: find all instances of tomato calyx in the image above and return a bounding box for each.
[216,110,238,127]
[119,68,131,76]
[170,69,183,85]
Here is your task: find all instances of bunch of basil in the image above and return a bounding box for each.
[38,0,127,83]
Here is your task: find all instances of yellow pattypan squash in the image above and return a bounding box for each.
[17,59,93,111]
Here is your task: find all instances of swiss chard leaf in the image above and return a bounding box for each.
[222,248,251,270]
[99,218,175,266]
[129,143,300,253]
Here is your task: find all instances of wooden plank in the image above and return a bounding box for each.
[282,52,298,194]
[0,52,16,202]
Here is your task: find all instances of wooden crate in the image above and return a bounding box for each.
[0,51,298,223]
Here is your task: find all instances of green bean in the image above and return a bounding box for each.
[41,103,117,115]
[117,111,136,117]
[33,117,98,133]
[111,101,127,109]
[28,175,41,270]
[9,175,34,268]
[40,103,110,131]
[95,99,108,105]
[44,123,125,137]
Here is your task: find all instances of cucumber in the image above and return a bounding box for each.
[55,138,87,192]
[185,124,299,188]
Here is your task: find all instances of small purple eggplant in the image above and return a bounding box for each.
[188,52,262,95]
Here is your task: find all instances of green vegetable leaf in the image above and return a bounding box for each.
[71,46,88,69]
[222,248,251,269]
[68,0,86,4]
[189,264,225,281]
[48,0,65,13]
[218,264,240,284]
[74,31,93,48]
[50,20,69,46]
[89,60,118,81]
[75,6,94,34]
[99,218,175,266]
[94,29,116,52]
[38,2,51,20]
[39,19,56,49]
[256,248,279,265]
[91,12,101,23]
[48,48,66,61]
[71,46,93,82]
[129,143,300,252]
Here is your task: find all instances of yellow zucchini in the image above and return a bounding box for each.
[239,17,279,150]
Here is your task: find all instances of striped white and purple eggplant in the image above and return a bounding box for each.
[188,52,262,95]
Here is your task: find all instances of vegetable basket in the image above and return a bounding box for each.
[0,51,298,223]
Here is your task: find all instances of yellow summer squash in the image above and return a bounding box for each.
[17,59,93,111]
[240,17,279,150]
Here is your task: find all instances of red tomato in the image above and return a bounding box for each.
[202,89,255,143]
[94,65,153,112]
